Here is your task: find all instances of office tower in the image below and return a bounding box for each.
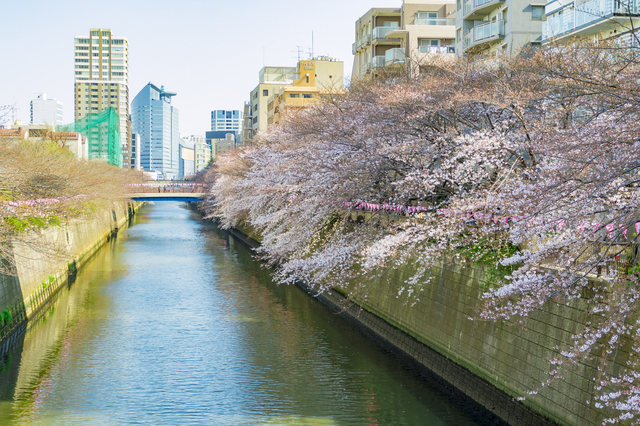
[73,28,130,166]
[30,93,63,126]
[211,110,242,132]
[131,83,180,180]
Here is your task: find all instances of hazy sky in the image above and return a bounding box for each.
[1,0,396,136]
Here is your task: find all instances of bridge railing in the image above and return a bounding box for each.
[126,183,207,194]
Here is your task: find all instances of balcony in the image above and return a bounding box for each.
[414,17,456,25]
[543,0,640,42]
[353,34,372,53]
[372,55,387,68]
[463,0,505,19]
[419,45,456,54]
[373,26,400,41]
[385,48,406,65]
[361,62,372,74]
[463,20,504,50]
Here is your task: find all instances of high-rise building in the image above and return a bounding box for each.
[211,110,242,132]
[30,93,63,126]
[73,29,130,166]
[352,1,456,80]
[131,83,180,180]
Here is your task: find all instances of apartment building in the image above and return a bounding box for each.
[543,0,640,44]
[352,0,456,79]
[242,102,253,142]
[30,93,63,126]
[455,0,544,55]
[73,29,130,166]
[194,141,212,172]
[267,57,344,126]
[247,66,296,136]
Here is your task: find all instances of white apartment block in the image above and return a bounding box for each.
[543,0,640,45]
[30,93,63,127]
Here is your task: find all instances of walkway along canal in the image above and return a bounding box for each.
[0,202,484,425]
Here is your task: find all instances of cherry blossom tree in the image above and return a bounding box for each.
[205,42,640,424]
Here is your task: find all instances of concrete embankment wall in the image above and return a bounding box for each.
[229,225,611,426]
[0,202,139,347]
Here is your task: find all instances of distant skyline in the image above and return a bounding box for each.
[0,0,394,136]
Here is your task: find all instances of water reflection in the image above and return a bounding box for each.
[0,202,480,425]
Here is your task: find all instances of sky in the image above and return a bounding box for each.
[0,0,398,136]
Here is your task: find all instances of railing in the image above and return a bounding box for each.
[414,17,456,25]
[463,20,504,49]
[419,45,456,54]
[385,48,406,64]
[543,0,640,41]
[372,55,386,68]
[463,0,472,16]
[353,35,372,53]
[126,183,206,194]
[373,26,399,40]
[361,62,372,74]
[463,0,505,16]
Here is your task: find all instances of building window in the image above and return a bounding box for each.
[290,93,300,98]
[532,6,545,20]
[263,89,268,96]
[303,94,312,99]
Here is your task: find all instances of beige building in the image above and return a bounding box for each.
[3,125,89,160]
[246,57,344,136]
[73,29,130,167]
[352,1,456,79]
[247,66,296,138]
[212,133,237,157]
[194,141,211,172]
[267,57,344,126]
[455,0,544,55]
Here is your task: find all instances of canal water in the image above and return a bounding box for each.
[0,202,481,425]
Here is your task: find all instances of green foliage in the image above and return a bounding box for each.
[2,310,11,325]
[48,275,55,283]
[458,237,521,290]
[42,281,47,289]
[4,216,63,233]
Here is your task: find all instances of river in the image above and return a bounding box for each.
[0,202,482,425]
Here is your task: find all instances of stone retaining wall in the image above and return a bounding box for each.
[229,224,612,426]
[0,202,139,347]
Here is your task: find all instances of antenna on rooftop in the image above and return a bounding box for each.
[312,31,314,59]
[291,46,306,62]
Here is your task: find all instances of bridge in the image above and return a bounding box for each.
[126,182,206,202]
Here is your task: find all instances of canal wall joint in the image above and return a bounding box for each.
[229,224,609,426]
[0,201,141,351]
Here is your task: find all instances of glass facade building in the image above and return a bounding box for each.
[131,83,180,180]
